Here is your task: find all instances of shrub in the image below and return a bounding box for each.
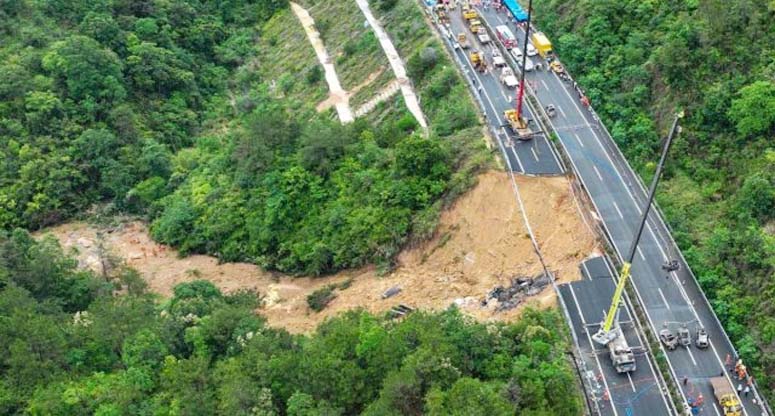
[307,285,336,312]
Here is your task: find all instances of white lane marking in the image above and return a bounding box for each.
[458,47,503,124]
[686,347,698,366]
[626,372,636,393]
[612,201,624,219]
[530,146,539,161]
[713,403,722,416]
[550,71,641,209]
[558,105,567,118]
[574,132,585,148]
[657,287,671,310]
[592,165,603,181]
[567,285,620,416]
[581,261,593,280]
[500,86,509,102]
[540,79,549,90]
[504,128,525,172]
[637,246,645,261]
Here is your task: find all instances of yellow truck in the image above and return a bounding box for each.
[710,377,742,416]
[530,32,554,59]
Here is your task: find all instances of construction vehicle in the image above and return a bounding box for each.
[468,18,483,34]
[500,66,518,88]
[710,377,742,416]
[457,33,469,49]
[591,114,684,374]
[607,327,637,373]
[470,50,486,72]
[461,5,477,21]
[531,32,554,59]
[503,109,531,140]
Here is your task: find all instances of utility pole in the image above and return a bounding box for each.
[515,0,533,119]
[593,111,684,345]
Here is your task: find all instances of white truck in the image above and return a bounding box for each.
[491,49,506,67]
[608,331,636,373]
[500,67,518,89]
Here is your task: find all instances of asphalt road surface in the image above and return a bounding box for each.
[438,9,563,175]
[467,5,771,416]
[559,256,672,416]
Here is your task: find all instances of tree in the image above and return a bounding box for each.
[729,81,775,137]
[42,35,126,114]
[425,378,513,416]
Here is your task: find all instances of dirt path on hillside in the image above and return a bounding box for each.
[355,0,429,132]
[39,172,599,333]
[291,2,354,123]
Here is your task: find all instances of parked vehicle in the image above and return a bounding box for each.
[491,49,506,67]
[678,326,692,347]
[659,328,678,350]
[696,327,709,349]
[522,57,534,72]
[710,377,742,416]
[545,105,557,118]
[510,47,523,61]
[531,32,554,59]
[495,25,517,49]
[526,43,538,57]
[500,67,518,88]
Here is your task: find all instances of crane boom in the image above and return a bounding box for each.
[593,112,683,345]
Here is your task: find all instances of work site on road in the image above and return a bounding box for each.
[2,0,773,414]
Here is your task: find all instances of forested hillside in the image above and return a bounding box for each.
[0,0,485,276]
[0,231,581,415]
[533,0,775,398]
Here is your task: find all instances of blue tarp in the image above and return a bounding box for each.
[503,0,528,21]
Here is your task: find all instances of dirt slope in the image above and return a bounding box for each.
[39,172,599,333]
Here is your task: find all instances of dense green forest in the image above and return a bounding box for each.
[534,0,775,400]
[0,231,581,415]
[0,0,485,276]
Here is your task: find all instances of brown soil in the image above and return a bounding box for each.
[38,171,599,333]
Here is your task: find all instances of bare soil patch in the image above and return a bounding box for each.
[39,171,599,333]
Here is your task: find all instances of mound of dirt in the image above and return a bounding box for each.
[39,171,599,333]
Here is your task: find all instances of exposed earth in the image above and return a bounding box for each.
[39,171,600,333]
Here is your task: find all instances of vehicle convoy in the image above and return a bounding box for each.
[495,25,517,49]
[710,377,743,416]
[530,32,554,59]
[500,67,518,88]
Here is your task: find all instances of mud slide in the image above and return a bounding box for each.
[355,0,429,132]
[40,173,599,334]
[290,2,354,123]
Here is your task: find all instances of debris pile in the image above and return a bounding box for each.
[483,273,553,311]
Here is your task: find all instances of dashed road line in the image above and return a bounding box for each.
[593,165,604,181]
[613,201,625,219]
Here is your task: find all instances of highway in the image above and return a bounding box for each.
[559,256,672,416]
[467,5,771,415]
[423,2,771,415]
[440,10,563,175]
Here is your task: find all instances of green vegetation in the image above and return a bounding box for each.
[0,0,487,276]
[0,232,582,415]
[534,0,775,398]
